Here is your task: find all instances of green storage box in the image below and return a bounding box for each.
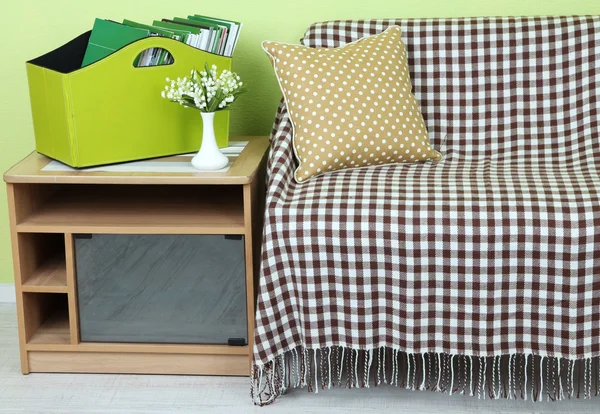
[26,32,231,168]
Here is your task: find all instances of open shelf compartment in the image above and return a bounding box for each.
[15,184,245,234]
[18,233,67,292]
[23,292,70,345]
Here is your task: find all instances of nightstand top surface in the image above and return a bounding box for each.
[4,136,269,185]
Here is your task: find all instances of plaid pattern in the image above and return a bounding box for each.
[254,16,600,370]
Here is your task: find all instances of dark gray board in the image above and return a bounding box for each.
[75,234,247,344]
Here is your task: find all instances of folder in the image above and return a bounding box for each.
[189,17,226,55]
[190,15,242,57]
[173,17,223,55]
[153,20,201,50]
[122,20,177,65]
[81,19,149,67]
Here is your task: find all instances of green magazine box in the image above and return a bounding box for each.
[26,32,231,168]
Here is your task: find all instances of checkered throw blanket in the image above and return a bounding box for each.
[252,16,600,405]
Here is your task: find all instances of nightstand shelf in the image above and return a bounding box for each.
[5,136,268,376]
[16,185,245,234]
[27,307,71,345]
[22,257,67,293]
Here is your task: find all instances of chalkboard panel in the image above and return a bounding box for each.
[75,234,247,344]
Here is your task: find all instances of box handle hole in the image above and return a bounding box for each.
[134,48,174,67]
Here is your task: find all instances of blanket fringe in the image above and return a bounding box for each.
[251,347,600,406]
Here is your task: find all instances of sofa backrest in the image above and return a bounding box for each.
[301,17,600,151]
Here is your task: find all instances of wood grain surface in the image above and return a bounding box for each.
[3,136,270,185]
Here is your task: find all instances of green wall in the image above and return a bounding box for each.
[1,0,599,283]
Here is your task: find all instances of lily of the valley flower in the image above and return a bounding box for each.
[161,63,245,112]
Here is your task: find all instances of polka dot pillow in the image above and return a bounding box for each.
[262,26,442,182]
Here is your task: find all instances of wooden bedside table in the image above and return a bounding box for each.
[3,136,269,376]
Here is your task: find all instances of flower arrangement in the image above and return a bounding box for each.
[161,63,244,112]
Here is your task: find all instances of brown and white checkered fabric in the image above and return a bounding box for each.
[254,15,600,391]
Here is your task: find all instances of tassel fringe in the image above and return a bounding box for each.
[251,348,600,406]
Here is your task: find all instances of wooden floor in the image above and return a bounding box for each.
[0,303,598,414]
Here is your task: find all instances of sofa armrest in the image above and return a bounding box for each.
[265,100,297,203]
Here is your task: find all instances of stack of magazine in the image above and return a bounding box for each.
[81,14,242,67]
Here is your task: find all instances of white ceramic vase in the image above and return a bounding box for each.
[191,112,229,171]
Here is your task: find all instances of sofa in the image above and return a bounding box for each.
[252,16,600,405]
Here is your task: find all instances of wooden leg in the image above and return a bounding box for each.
[6,184,29,374]
[243,183,255,371]
[65,234,79,345]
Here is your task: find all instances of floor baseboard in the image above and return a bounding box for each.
[0,284,15,303]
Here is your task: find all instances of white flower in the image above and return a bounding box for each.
[161,65,245,112]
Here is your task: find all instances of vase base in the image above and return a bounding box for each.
[191,154,229,171]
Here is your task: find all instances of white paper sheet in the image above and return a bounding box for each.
[42,141,249,173]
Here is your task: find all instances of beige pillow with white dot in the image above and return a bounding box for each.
[263,26,442,182]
